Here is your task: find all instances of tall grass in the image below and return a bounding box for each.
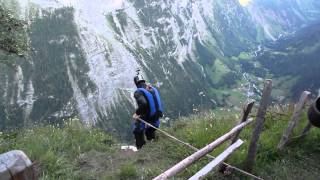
[0,118,115,179]
[1,107,320,179]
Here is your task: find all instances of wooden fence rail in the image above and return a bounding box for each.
[219,101,254,173]
[189,139,244,180]
[230,101,255,144]
[153,118,253,180]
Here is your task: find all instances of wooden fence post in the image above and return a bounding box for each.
[153,119,253,180]
[189,139,244,180]
[301,122,312,136]
[219,101,255,173]
[277,91,310,150]
[245,79,272,172]
[230,101,255,144]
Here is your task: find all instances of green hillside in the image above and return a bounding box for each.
[239,22,320,99]
[1,107,320,179]
[1,0,320,140]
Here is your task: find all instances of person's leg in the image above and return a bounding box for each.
[145,127,156,140]
[134,131,146,148]
[145,119,160,141]
[133,121,146,149]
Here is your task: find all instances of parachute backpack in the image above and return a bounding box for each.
[134,68,163,120]
[136,86,163,121]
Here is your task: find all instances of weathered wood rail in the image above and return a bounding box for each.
[189,139,244,180]
[230,101,255,144]
[153,118,253,180]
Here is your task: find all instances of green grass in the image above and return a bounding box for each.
[209,88,247,108]
[0,118,116,179]
[1,107,320,179]
[211,59,231,84]
[238,52,252,60]
[118,164,138,180]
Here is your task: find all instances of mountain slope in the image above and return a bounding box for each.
[239,22,320,99]
[246,0,320,40]
[0,0,320,138]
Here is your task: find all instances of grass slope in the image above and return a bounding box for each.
[0,119,116,179]
[1,106,320,179]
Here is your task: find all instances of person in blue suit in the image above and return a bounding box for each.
[132,71,163,149]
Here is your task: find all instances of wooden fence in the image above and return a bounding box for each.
[152,78,319,179]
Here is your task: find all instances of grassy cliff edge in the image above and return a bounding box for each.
[1,107,320,179]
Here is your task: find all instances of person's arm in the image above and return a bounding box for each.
[134,91,148,116]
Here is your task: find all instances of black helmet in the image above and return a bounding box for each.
[134,69,145,86]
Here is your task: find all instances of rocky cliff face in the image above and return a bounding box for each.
[0,0,319,138]
[246,0,320,40]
